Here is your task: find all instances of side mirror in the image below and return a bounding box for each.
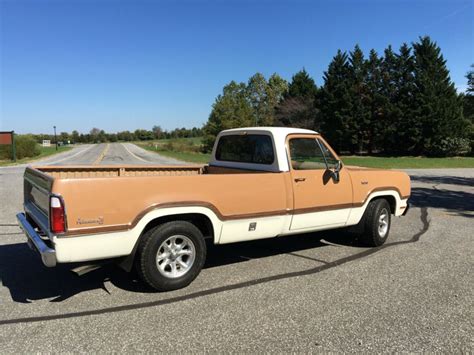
[330,160,342,183]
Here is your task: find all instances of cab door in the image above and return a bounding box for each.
[288,135,353,231]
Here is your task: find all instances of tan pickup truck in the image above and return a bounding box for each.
[17,127,410,291]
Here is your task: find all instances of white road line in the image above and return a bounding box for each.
[121,143,149,163]
[42,144,96,164]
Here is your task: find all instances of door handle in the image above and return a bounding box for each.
[294,177,306,182]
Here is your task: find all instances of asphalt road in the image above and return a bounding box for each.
[0,144,473,352]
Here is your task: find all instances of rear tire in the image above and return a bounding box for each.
[136,221,206,291]
[361,199,391,247]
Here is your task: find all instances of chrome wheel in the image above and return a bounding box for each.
[156,235,195,279]
[378,208,389,238]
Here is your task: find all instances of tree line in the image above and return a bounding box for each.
[203,36,473,156]
[29,126,203,144]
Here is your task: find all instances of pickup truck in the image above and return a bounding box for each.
[17,127,410,291]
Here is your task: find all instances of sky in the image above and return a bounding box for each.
[0,0,473,134]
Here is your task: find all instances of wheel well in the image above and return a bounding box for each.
[369,195,396,214]
[141,213,214,240]
[118,213,214,272]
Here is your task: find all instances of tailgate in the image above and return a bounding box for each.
[24,167,54,235]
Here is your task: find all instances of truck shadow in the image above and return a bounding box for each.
[410,175,474,187]
[410,187,474,214]
[0,231,356,303]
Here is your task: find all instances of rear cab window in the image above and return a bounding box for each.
[215,134,275,165]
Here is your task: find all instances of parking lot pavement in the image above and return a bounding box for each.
[0,147,472,352]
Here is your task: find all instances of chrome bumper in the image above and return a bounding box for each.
[16,213,56,267]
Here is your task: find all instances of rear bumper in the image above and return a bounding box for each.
[16,213,56,267]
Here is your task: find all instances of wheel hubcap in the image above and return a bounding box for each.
[156,235,195,279]
[378,208,389,238]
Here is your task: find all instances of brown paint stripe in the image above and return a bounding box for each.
[63,187,409,237]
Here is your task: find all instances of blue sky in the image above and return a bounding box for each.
[1,0,472,134]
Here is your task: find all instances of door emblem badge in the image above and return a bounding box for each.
[77,216,104,225]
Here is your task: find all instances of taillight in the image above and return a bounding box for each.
[50,196,66,234]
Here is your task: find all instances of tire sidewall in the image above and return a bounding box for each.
[139,221,206,291]
[370,200,391,246]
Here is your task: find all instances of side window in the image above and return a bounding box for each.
[317,139,339,169]
[289,138,327,170]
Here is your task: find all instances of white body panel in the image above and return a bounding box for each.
[53,206,223,263]
[290,208,351,230]
[53,190,408,262]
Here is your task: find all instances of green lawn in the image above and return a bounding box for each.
[0,145,72,166]
[137,137,474,168]
[341,156,474,169]
[136,141,211,164]
[151,149,211,164]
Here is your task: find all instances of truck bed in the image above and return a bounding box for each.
[32,165,206,179]
[30,165,263,180]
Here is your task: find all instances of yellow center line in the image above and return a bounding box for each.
[93,143,110,165]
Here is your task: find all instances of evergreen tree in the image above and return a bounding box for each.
[412,36,468,155]
[393,43,417,154]
[348,45,370,153]
[286,69,318,98]
[365,49,387,153]
[202,81,253,151]
[378,45,401,153]
[275,69,319,129]
[320,50,353,153]
[464,64,474,119]
[463,65,474,154]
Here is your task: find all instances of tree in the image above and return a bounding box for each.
[378,44,418,154]
[152,125,163,139]
[71,130,79,143]
[59,132,70,143]
[287,69,318,98]
[463,65,474,119]
[202,81,254,151]
[463,65,474,154]
[275,69,319,130]
[348,44,370,153]
[247,73,269,126]
[90,128,101,137]
[134,129,154,140]
[319,51,353,153]
[246,73,288,126]
[412,36,468,155]
[365,49,387,154]
[392,43,418,154]
[267,73,288,109]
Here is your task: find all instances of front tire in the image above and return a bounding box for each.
[136,221,206,291]
[362,199,391,247]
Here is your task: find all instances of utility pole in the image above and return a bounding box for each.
[11,131,16,162]
[53,126,57,151]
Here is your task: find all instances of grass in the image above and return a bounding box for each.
[136,139,211,164]
[341,156,474,169]
[0,145,72,166]
[147,149,211,164]
[137,137,474,168]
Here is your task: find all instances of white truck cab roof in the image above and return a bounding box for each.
[210,127,319,172]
